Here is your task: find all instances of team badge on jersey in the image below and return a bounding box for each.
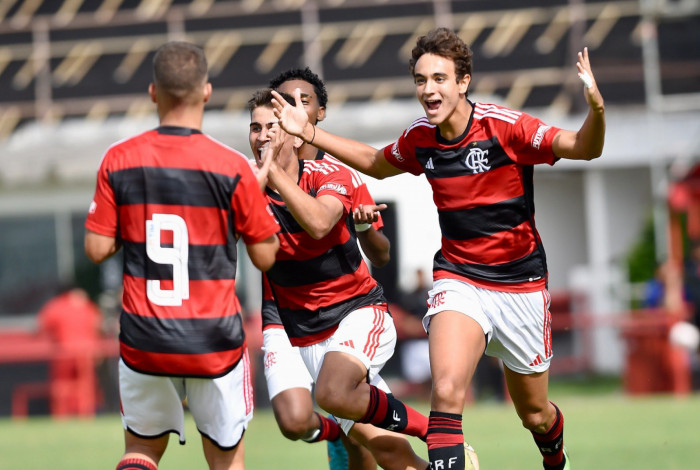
[464,147,491,173]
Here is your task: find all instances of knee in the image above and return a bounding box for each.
[518,408,553,434]
[431,377,467,411]
[314,382,345,415]
[275,407,315,441]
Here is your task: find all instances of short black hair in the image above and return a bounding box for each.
[153,41,208,103]
[268,67,328,108]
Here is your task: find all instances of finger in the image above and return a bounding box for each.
[294,88,303,108]
[374,204,388,212]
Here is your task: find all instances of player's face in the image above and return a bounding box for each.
[249,105,278,167]
[276,79,325,125]
[414,53,470,128]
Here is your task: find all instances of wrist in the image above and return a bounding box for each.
[354,222,371,232]
[304,123,316,145]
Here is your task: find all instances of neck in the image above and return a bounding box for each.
[158,104,204,130]
[438,98,472,141]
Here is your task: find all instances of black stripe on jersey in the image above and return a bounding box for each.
[268,199,305,234]
[266,237,363,287]
[414,137,513,179]
[110,167,241,209]
[278,285,386,340]
[122,241,236,280]
[261,298,282,326]
[438,196,528,240]
[433,250,546,284]
[119,309,245,354]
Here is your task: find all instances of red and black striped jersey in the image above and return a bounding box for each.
[383,101,561,293]
[263,156,386,347]
[85,126,279,378]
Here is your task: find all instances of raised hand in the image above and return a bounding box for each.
[271,88,311,140]
[576,47,604,112]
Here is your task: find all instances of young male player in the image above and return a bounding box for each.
[271,27,606,470]
[85,42,279,470]
[249,88,429,470]
[263,67,388,470]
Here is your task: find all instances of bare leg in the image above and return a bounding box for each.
[340,430,378,470]
[270,387,319,440]
[119,430,169,468]
[349,423,427,470]
[201,435,245,470]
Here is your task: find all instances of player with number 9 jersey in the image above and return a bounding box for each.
[85,126,279,378]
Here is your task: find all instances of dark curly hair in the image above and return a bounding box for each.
[409,28,473,85]
[268,67,328,109]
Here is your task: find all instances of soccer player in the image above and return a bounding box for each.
[271,27,606,470]
[249,88,428,470]
[264,68,388,469]
[84,42,279,470]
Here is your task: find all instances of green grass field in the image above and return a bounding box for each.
[1,389,699,469]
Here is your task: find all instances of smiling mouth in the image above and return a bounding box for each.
[425,99,441,111]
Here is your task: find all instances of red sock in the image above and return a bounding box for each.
[532,402,565,468]
[359,385,428,439]
[116,458,157,470]
[314,412,341,442]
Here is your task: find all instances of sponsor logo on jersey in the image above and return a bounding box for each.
[426,157,435,170]
[465,147,491,173]
[88,200,97,214]
[531,124,551,150]
[391,141,404,162]
[319,182,348,195]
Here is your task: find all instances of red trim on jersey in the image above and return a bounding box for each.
[120,342,243,377]
[288,324,339,347]
[434,269,546,293]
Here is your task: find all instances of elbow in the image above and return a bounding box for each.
[370,253,390,268]
[307,223,333,240]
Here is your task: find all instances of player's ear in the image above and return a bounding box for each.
[202,82,212,104]
[148,83,157,103]
[458,74,471,96]
[293,136,304,149]
[316,106,326,123]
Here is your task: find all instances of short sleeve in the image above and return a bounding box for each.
[312,164,354,215]
[232,162,279,245]
[507,112,561,166]
[85,150,118,237]
[382,131,424,176]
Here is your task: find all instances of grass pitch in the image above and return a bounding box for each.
[1,391,698,469]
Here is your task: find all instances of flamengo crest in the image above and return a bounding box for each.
[465,147,491,173]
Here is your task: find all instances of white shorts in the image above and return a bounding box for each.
[119,351,254,449]
[424,278,553,374]
[262,327,313,400]
[298,304,396,434]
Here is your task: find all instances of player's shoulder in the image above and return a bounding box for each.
[472,102,523,125]
[403,116,435,138]
[322,154,364,187]
[302,154,350,175]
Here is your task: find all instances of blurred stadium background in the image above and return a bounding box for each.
[0,0,699,428]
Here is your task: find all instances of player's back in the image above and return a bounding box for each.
[90,126,253,377]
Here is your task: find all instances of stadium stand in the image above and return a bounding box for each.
[0,0,698,139]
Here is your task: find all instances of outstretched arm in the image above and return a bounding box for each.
[271,89,402,179]
[552,47,606,161]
